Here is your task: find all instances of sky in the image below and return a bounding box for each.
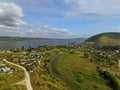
[0,0,120,38]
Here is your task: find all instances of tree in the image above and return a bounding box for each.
[21,46,24,51]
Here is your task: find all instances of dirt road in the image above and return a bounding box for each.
[3,59,33,90]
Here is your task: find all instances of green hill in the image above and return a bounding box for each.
[85,32,120,46]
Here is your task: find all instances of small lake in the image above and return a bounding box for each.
[0,38,85,50]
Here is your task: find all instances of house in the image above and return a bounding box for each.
[0,63,6,67]
[30,50,38,57]
[6,50,11,53]
[115,50,119,53]
[0,67,11,73]
[20,61,26,65]
[0,61,6,67]
[30,53,38,57]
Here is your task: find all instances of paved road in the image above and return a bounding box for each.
[3,59,33,90]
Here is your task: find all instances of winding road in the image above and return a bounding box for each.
[3,59,33,90]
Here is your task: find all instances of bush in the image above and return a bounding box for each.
[99,69,120,89]
[84,52,89,58]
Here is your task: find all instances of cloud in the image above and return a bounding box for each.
[0,25,23,30]
[0,1,96,38]
[113,27,120,31]
[0,2,27,27]
[61,0,120,17]
[26,25,82,38]
[0,25,89,38]
[0,2,84,38]
[43,25,68,34]
[2,0,120,20]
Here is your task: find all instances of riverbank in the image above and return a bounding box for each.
[30,48,69,90]
[0,38,84,50]
[55,50,112,90]
[51,54,78,90]
[0,43,118,90]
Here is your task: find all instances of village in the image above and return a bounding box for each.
[0,61,13,73]
[80,43,120,69]
[0,43,120,90]
[0,46,51,73]
[0,43,120,74]
[0,43,81,74]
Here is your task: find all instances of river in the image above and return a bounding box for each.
[51,54,78,90]
[0,38,85,50]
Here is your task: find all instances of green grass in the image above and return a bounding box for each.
[30,49,69,90]
[98,36,120,46]
[56,50,112,90]
[0,52,12,57]
[0,59,26,90]
[0,85,26,90]
[85,32,120,46]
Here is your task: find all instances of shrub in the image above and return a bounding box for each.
[99,69,120,89]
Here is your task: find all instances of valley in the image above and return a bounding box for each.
[0,32,120,90]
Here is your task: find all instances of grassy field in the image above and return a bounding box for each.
[98,36,120,46]
[30,49,69,90]
[0,45,118,90]
[0,60,26,90]
[85,32,120,46]
[0,84,26,90]
[56,50,112,90]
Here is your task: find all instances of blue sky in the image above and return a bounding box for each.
[0,0,120,38]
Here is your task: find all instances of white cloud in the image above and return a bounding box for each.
[26,25,82,38]
[43,25,68,34]
[2,0,120,19]
[113,27,120,31]
[0,2,27,27]
[62,0,120,17]
[0,0,94,38]
[0,25,89,38]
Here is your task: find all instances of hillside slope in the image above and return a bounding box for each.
[85,32,120,46]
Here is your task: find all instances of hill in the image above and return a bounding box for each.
[85,32,120,46]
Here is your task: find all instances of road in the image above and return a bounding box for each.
[3,59,33,90]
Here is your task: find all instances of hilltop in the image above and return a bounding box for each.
[85,32,120,46]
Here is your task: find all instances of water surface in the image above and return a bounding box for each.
[0,38,85,50]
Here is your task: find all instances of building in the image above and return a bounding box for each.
[0,67,11,73]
